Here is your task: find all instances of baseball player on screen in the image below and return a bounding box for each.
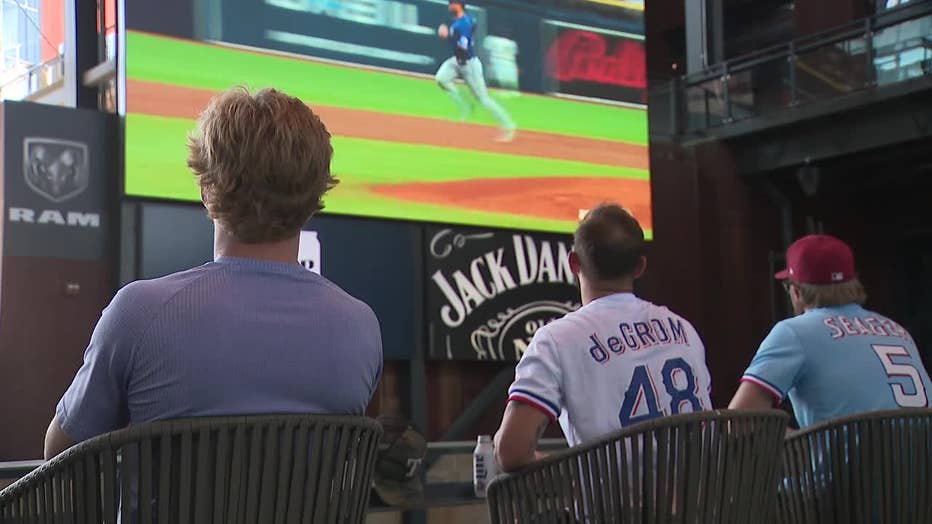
[730,235,932,428]
[436,0,517,142]
[493,204,712,472]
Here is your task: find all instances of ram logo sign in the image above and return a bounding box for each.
[23,138,90,203]
[8,208,100,228]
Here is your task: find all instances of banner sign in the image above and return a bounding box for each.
[427,226,581,361]
[2,101,114,260]
[542,20,646,105]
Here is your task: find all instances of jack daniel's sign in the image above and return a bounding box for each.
[427,227,581,361]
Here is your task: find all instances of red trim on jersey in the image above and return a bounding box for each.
[740,376,783,404]
[508,395,558,423]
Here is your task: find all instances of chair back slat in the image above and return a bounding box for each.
[37,478,47,524]
[655,428,670,524]
[226,424,247,524]
[62,468,75,524]
[777,408,932,524]
[326,424,351,524]
[487,410,789,524]
[211,424,231,524]
[194,425,212,523]
[100,450,116,524]
[358,429,381,523]
[139,439,153,524]
[177,429,193,524]
[51,471,62,524]
[119,446,133,524]
[285,424,309,524]
[313,425,338,524]
[257,423,279,523]
[0,415,381,524]
[300,424,323,524]
[273,421,294,524]
[917,418,930,524]
[156,434,171,524]
[243,423,264,523]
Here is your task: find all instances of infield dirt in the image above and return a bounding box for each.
[128,79,651,227]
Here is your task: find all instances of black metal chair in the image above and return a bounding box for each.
[487,410,790,524]
[777,408,932,524]
[0,414,382,523]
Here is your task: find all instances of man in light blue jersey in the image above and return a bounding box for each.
[436,0,517,142]
[730,235,931,428]
[44,87,383,458]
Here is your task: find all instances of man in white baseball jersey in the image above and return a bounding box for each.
[494,204,712,472]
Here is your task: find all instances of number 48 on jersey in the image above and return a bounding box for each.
[619,357,706,426]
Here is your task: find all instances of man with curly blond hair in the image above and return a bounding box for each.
[44,87,383,458]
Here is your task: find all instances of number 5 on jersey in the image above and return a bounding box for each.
[872,344,929,408]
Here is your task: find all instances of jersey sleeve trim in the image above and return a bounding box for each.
[508,389,559,422]
[741,374,784,404]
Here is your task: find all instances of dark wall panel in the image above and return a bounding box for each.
[795,0,868,36]
[312,215,420,361]
[0,259,111,460]
[0,102,117,460]
[140,203,213,279]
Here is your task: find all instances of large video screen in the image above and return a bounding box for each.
[124,0,650,235]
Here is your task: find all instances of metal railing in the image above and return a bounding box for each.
[653,2,932,137]
[0,53,65,101]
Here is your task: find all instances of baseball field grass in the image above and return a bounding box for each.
[125,31,653,235]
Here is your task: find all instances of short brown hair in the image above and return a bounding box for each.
[795,278,868,308]
[187,86,337,243]
[573,203,645,281]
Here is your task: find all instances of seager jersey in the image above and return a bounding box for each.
[742,304,932,428]
[508,293,712,447]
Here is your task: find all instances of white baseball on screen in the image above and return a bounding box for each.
[298,231,322,274]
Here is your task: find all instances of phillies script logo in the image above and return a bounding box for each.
[546,30,646,89]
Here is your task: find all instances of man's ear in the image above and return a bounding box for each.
[633,256,648,279]
[569,251,582,275]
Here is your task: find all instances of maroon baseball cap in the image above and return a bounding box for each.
[775,235,856,284]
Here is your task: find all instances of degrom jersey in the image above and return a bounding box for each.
[508,293,712,447]
[742,304,932,428]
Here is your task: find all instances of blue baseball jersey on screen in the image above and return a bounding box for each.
[56,256,383,443]
[449,15,476,60]
[742,304,932,428]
